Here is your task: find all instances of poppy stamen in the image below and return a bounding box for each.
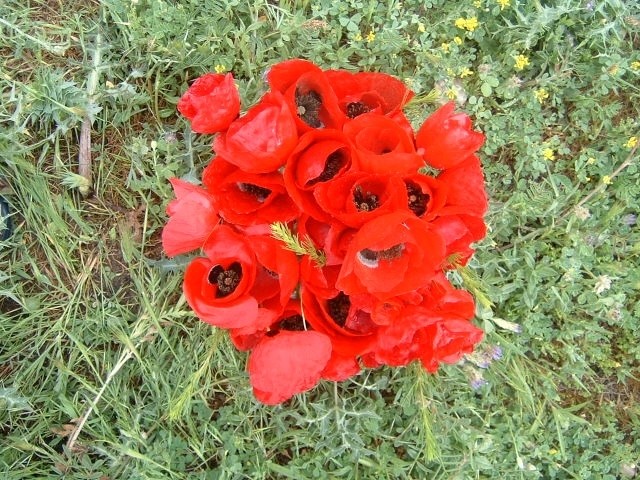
[353,185,379,211]
[295,88,323,128]
[327,292,350,328]
[238,183,271,202]
[208,262,242,298]
[278,314,306,332]
[306,151,345,186]
[346,101,371,118]
[405,181,429,217]
[357,244,404,267]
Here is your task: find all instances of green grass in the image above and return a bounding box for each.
[1,0,639,478]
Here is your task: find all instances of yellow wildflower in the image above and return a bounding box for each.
[587,157,596,165]
[446,88,457,100]
[534,88,549,103]
[473,0,482,7]
[366,31,376,43]
[602,175,612,185]
[460,68,473,78]
[542,148,555,161]
[214,64,227,74]
[466,17,479,32]
[354,32,363,41]
[514,54,530,71]
[624,136,638,149]
[417,22,426,33]
[446,68,455,76]
[441,42,451,53]
[454,36,463,45]
[497,0,510,9]
[631,61,640,70]
[455,17,479,32]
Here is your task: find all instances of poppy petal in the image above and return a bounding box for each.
[248,331,332,405]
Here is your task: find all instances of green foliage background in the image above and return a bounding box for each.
[1,0,639,478]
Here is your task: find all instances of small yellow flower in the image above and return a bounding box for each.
[542,148,556,161]
[417,22,426,33]
[446,68,455,76]
[533,88,549,103]
[366,31,376,43]
[214,64,227,74]
[497,0,510,9]
[514,54,530,71]
[441,42,451,53]
[587,157,597,165]
[473,0,482,7]
[455,17,479,32]
[624,136,638,149]
[354,32,363,41]
[446,88,457,100]
[585,176,591,182]
[454,36,463,45]
[602,175,612,185]
[465,17,479,32]
[631,61,640,71]
[460,68,473,78]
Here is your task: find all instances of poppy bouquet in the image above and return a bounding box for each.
[162,59,488,405]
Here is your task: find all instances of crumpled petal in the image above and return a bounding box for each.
[162,178,218,257]
[248,331,332,405]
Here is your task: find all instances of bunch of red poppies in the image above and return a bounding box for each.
[162,59,488,405]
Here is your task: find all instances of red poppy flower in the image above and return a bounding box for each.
[402,173,445,220]
[297,215,355,266]
[313,171,408,228]
[184,227,299,334]
[436,155,488,217]
[324,69,414,118]
[230,300,302,352]
[336,212,446,299]
[162,178,219,257]
[266,59,345,132]
[416,318,484,372]
[301,286,378,381]
[250,235,300,316]
[213,91,298,173]
[343,113,424,174]
[371,274,477,366]
[203,158,299,226]
[177,73,240,134]
[415,102,485,170]
[431,214,487,267]
[300,255,341,299]
[248,330,332,405]
[283,129,352,222]
[183,225,259,330]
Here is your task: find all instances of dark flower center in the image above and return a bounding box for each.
[327,292,350,328]
[238,183,271,202]
[208,262,242,298]
[306,150,346,186]
[405,181,429,217]
[353,185,379,211]
[278,314,306,331]
[295,88,323,128]
[358,244,404,267]
[346,101,371,118]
